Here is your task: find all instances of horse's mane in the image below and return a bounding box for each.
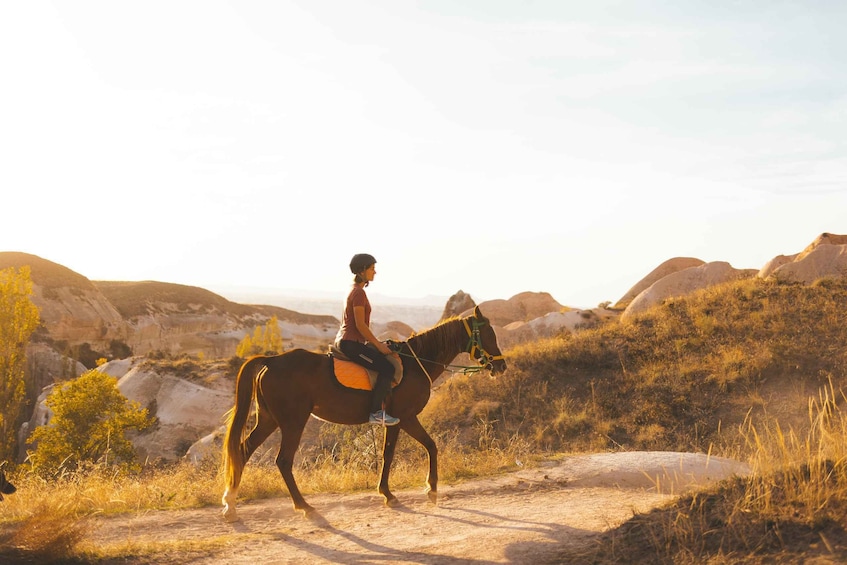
[405,316,464,356]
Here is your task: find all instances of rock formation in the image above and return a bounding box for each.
[759,232,847,284]
[376,320,415,341]
[498,308,616,350]
[621,262,758,321]
[440,290,476,321]
[613,257,705,310]
[470,292,565,328]
[112,357,234,461]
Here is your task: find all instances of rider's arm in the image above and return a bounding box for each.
[353,306,392,355]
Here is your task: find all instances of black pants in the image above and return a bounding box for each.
[338,340,395,413]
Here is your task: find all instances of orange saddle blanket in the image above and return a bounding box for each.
[330,347,403,391]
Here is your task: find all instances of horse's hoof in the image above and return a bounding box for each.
[384,496,399,508]
[222,508,239,522]
[427,489,438,505]
[296,505,315,518]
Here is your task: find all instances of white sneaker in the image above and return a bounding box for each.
[369,410,399,426]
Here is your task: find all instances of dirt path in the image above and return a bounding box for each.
[88,452,749,564]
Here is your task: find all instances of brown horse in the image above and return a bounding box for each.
[221,306,506,520]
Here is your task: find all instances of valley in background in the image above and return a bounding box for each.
[208,286,447,330]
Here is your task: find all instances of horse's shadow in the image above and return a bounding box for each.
[227,498,591,564]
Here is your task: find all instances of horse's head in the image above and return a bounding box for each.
[464,306,507,375]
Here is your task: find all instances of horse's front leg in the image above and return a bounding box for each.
[399,416,438,504]
[378,425,401,507]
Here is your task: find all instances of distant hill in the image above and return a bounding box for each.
[0,251,94,289]
[0,252,340,366]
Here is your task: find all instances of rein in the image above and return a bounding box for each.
[398,317,504,385]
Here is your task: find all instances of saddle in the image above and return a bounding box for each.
[328,343,403,391]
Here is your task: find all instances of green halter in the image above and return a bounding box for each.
[462,317,506,368]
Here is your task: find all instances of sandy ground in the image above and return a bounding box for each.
[88,451,749,564]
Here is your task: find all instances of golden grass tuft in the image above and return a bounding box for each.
[0,501,91,564]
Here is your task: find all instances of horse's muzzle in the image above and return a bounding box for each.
[487,358,507,375]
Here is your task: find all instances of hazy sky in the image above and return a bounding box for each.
[3,1,846,308]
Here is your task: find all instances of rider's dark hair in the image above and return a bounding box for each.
[350,253,376,286]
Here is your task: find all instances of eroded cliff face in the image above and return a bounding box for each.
[31,284,128,349]
[121,310,248,357]
[8,253,337,360]
[30,283,256,358]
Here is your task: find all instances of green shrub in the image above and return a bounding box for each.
[27,369,152,476]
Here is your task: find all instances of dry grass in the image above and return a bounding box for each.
[423,277,847,458]
[0,461,226,562]
[557,380,847,563]
[0,502,91,564]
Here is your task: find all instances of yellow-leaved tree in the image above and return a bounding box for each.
[236,315,285,357]
[28,367,153,476]
[0,266,40,463]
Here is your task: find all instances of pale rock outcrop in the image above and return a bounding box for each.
[115,359,233,461]
[449,291,610,351]
[17,385,56,463]
[30,285,128,348]
[621,262,758,321]
[758,233,847,284]
[613,258,705,310]
[25,343,87,392]
[758,233,847,279]
[797,232,847,260]
[498,309,616,349]
[185,425,227,464]
[766,243,847,284]
[440,290,476,321]
[758,254,799,279]
[375,320,415,341]
[470,292,565,328]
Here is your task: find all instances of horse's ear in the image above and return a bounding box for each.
[473,305,482,318]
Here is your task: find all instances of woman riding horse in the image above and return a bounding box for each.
[335,253,400,426]
[221,305,506,520]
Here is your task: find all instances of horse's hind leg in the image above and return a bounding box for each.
[275,411,314,516]
[398,416,439,504]
[242,399,281,462]
[222,409,278,520]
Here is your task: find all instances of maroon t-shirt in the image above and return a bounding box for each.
[336,285,371,343]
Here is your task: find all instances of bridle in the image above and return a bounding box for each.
[401,316,505,385]
[462,317,505,369]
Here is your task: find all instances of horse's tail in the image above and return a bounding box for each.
[222,356,264,491]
